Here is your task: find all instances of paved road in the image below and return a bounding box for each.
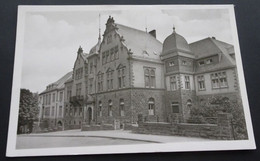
[16,135,149,149]
[16,130,211,149]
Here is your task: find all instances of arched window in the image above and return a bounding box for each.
[148,98,155,115]
[108,100,113,116]
[187,99,192,108]
[119,99,125,116]
[99,101,102,117]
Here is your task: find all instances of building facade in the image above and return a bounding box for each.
[39,16,240,131]
[38,71,72,130]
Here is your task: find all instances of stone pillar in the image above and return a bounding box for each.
[217,113,234,140]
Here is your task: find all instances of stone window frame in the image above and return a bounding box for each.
[148,97,155,115]
[59,91,63,102]
[75,83,82,96]
[106,69,114,91]
[171,102,179,113]
[52,93,55,103]
[89,78,93,94]
[59,106,62,117]
[170,75,177,91]
[119,98,125,116]
[210,71,228,89]
[97,72,104,92]
[143,67,156,88]
[51,106,55,117]
[117,67,126,89]
[98,101,102,117]
[197,75,206,91]
[184,75,191,90]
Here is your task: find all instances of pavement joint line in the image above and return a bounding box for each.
[18,134,161,143]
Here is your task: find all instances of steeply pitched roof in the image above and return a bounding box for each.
[40,71,73,94]
[115,23,162,60]
[190,37,236,73]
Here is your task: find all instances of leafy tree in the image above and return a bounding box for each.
[189,96,248,140]
[17,89,39,134]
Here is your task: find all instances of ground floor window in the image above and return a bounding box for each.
[119,99,124,116]
[99,101,102,117]
[148,98,155,115]
[171,102,179,113]
[108,100,113,116]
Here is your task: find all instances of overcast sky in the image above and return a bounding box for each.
[21,6,234,93]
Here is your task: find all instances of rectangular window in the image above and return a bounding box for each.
[89,78,93,94]
[169,61,175,67]
[59,92,63,102]
[76,83,82,96]
[198,75,205,90]
[199,61,205,66]
[44,107,50,117]
[114,46,119,59]
[184,76,190,89]
[102,52,106,65]
[171,102,179,113]
[110,48,114,61]
[144,68,156,88]
[211,71,228,89]
[52,93,55,103]
[59,106,62,117]
[106,51,109,63]
[206,59,213,64]
[51,106,55,116]
[170,76,177,91]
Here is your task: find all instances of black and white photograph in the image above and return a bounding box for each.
[6,5,256,156]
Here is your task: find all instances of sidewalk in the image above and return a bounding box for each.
[26,129,211,143]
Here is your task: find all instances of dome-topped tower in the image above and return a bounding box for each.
[162,26,192,56]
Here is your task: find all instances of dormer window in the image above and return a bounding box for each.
[206,58,213,64]
[199,61,205,66]
[169,61,175,67]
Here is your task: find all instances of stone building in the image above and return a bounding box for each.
[39,16,240,131]
[38,71,72,130]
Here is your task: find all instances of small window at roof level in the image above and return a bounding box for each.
[169,61,175,67]
[199,61,205,66]
[206,59,213,64]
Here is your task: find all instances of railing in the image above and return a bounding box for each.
[69,95,84,104]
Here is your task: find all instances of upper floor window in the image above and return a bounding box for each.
[211,71,228,89]
[59,106,62,117]
[144,68,156,88]
[76,83,82,96]
[89,78,93,94]
[206,58,213,64]
[197,75,205,90]
[198,60,205,66]
[107,35,112,44]
[107,70,114,90]
[90,62,93,74]
[97,73,104,92]
[75,67,83,79]
[148,98,155,115]
[114,45,119,59]
[51,106,55,116]
[169,61,175,67]
[184,76,190,89]
[102,52,106,65]
[118,68,125,89]
[52,93,55,103]
[106,50,110,63]
[170,76,177,91]
[110,48,115,61]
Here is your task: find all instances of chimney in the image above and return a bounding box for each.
[212,36,216,40]
[149,30,156,38]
